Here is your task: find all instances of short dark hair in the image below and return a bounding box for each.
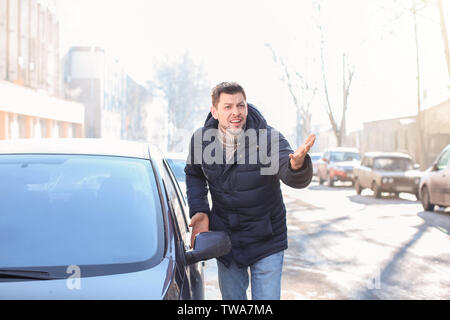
[211,82,247,107]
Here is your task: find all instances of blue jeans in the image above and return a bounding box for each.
[217,250,284,300]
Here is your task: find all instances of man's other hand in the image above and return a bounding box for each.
[188,212,209,249]
[289,134,316,170]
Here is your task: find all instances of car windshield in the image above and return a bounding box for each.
[310,155,322,162]
[0,154,162,269]
[166,158,186,183]
[330,152,360,162]
[373,157,413,171]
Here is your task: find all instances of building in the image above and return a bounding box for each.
[144,89,168,153]
[63,46,128,139]
[0,0,84,140]
[124,75,150,142]
[360,99,450,168]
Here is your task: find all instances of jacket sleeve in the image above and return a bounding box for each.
[184,131,211,218]
[272,128,313,189]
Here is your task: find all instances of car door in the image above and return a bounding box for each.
[430,149,450,205]
[444,160,450,206]
[359,157,372,188]
[162,160,204,300]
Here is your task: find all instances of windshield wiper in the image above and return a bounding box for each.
[0,269,64,280]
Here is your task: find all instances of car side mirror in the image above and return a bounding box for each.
[414,164,420,170]
[322,158,328,163]
[431,163,439,171]
[185,231,231,265]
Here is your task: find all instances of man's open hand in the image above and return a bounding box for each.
[289,134,316,170]
[188,212,209,249]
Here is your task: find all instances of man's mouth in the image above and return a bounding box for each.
[230,119,242,125]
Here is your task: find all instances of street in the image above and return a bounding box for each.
[204,178,450,300]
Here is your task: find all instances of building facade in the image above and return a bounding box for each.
[63,46,127,139]
[360,99,450,168]
[0,0,84,140]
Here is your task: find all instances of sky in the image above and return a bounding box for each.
[57,0,449,142]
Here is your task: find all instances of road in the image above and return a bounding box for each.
[203,178,450,300]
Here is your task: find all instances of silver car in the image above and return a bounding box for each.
[419,144,450,211]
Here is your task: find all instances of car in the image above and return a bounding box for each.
[310,152,323,177]
[0,139,230,300]
[353,152,421,199]
[317,148,361,186]
[419,144,450,211]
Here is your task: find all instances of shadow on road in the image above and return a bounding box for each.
[418,210,450,235]
[348,194,419,206]
[355,209,450,299]
[355,221,430,299]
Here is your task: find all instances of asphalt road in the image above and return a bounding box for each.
[203,178,450,300]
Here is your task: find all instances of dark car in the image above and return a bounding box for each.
[419,144,450,211]
[317,148,361,186]
[0,139,230,300]
[353,152,421,199]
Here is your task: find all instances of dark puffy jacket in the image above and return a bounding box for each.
[185,103,312,268]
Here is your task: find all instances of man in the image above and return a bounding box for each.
[185,82,315,300]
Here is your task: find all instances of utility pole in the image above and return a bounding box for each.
[436,0,450,88]
[412,0,427,168]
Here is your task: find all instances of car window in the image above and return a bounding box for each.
[166,158,186,183]
[373,157,413,171]
[437,149,450,170]
[0,154,163,269]
[162,163,189,241]
[310,155,321,162]
[330,152,360,162]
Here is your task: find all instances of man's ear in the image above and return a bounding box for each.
[210,105,218,120]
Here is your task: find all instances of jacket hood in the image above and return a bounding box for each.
[204,103,268,130]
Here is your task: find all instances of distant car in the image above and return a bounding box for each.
[310,152,323,177]
[317,148,360,186]
[419,144,450,211]
[353,152,421,199]
[0,139,230,300]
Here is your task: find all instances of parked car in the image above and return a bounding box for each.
[353,152,421,199]
[0,139,230,300]
[317,148,361,186]
[310,152,323,177]
[419,144,450,211]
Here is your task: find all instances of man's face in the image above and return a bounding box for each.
[211,92,248,135]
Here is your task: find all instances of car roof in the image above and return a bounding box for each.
[363,151,412,159]
[0,139,152,159]
[327,147,359,153]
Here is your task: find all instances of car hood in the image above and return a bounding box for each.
[0,257,173,300]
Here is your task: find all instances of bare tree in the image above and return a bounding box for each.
[150,53,210,152]
[265,44,317,147]
[318,29,355,147]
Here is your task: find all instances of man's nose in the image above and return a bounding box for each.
[231,105,240,116]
